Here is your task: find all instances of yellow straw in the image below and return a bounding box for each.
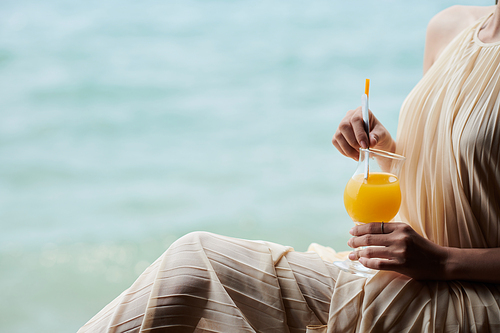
[365,78,370,97]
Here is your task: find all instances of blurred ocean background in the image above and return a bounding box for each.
[0,0,491,331]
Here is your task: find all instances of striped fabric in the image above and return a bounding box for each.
[78,232,338,332]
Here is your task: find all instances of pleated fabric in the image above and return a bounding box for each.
[397,11,500,248]
[78,231,337,333]
[79,13,500,333]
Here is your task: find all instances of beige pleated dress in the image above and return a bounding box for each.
[78,14,500,333]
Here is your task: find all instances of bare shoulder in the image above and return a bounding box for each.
[423,5,496,73]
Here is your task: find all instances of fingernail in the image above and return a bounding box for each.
[349,227,355,235]
[348,252,356,260]
[360,141,367,149]
[347,238,352,247]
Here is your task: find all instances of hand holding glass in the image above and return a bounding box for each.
[334,148,405,278]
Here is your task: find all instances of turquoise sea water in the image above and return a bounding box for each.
[0,0,491,331]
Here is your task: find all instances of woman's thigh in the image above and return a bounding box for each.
[78,231,340,333]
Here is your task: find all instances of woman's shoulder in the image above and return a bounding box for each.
[428,5,494,36]
[423,5,496,73]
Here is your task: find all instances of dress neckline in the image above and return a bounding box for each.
[473,12,500,47]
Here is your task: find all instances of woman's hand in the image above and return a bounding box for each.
[332,107,395,160]
[347,222,449,280]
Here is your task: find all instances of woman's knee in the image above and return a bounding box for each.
[170,231,216,249]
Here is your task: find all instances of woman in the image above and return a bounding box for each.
[333,3,500,283]
[79,4,500,333]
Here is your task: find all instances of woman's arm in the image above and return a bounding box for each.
[349,222,500,283]
[444,247,500,283]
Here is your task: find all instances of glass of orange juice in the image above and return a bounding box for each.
[334,148,405,278]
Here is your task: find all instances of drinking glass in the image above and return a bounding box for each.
[334,148,405,278]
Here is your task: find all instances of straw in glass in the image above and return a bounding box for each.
[362,79,370,179]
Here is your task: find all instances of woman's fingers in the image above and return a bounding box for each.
[358,257,400,270]
[348,233,393,248]
[333,130,360,159]
[336,114,362,149]
[332,107,369,159]
[350,108,369,149]
[350,222,393,237]
[349,245,394,260]
[348,222,406,263]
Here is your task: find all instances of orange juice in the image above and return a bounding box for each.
[344,172,401,223]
